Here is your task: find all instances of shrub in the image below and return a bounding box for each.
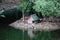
[17,0,33,21]
[33,0,60,17]
[17,1,32,13]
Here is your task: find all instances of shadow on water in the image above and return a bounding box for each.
[0,24,30,40]
[0,9,60,40]
[0,9,22,25]
[0,8,30,40]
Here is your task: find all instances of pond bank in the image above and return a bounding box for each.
[9,17,60,31]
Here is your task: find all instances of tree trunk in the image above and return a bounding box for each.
[22,10,25,21]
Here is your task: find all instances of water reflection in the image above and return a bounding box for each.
[27,27,34,40]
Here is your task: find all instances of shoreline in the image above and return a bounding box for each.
[9,18,60,31]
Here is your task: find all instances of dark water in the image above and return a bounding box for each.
[0,21,60,40]
[0,9,60,40]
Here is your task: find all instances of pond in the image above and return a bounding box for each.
[0,23,60,40]
[0,9,60,40]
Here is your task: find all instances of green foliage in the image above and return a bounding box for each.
[17,1,32,13]
[33,0,60,17]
